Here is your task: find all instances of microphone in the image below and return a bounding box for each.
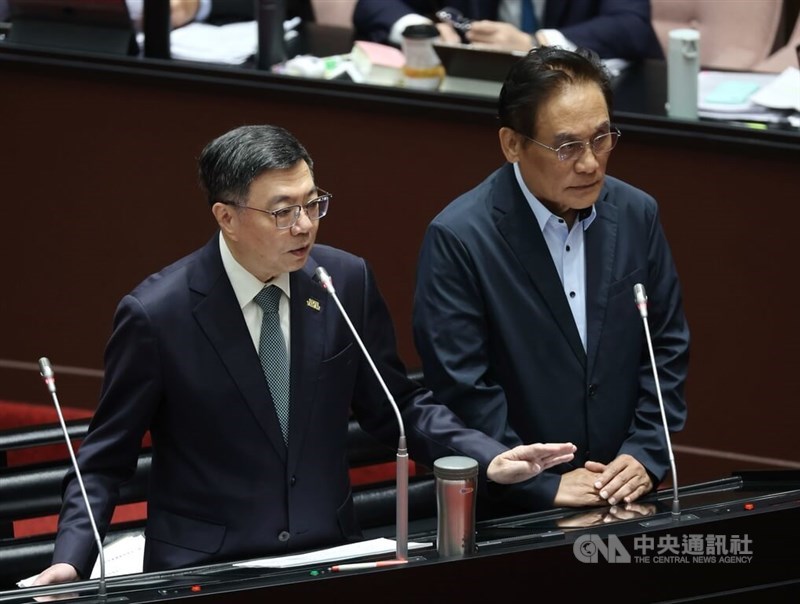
[38,357,107,596]
[632,285,681,519]
[313,267,409,560]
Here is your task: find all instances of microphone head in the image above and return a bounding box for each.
[38,357,54,379]
[313,266,335,294]
[633,283,648,318]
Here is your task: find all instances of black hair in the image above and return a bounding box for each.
[498,46,613,139]
[198,125,313,206]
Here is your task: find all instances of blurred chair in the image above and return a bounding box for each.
[311,0,356,28]
[753,11,800,72]
[651,0,784,70]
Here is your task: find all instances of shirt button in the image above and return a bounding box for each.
[569,291,576,298]
[290,475,297,486]
[566,245,571,252]
[588,384,597,397]
[278,531,291,542]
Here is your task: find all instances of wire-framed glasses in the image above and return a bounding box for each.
[522,129,621,162]
[220,188,331,229]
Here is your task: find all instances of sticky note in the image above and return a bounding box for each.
[704,81,760,105]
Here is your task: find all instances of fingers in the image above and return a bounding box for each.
[592,455,653,505]
[435,23,461,44]
[465,21,530,51]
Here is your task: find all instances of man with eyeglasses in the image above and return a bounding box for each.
[33,124,576,586]
[413,47,689,517]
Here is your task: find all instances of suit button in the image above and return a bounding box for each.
[588,384,597,397]
[278,531,291,542]
[290,475,297,486]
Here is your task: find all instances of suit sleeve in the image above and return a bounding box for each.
[557,0,663,60]
[51,295,160,578]
[413,221,561,509]
[353,0,429,44]
[618,203,689,482]
[347,256,508,490]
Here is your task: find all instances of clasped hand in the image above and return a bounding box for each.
[555,454,653,507]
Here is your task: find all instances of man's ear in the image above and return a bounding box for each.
[499,127,523,163]
[212,202,237,238]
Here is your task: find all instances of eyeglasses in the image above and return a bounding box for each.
[521,129,621,162]
[220,189,331,230]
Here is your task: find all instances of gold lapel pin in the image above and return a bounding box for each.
[306,298,321,311]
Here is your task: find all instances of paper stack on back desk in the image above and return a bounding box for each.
[697,69,799,124]
[750,67,800,113]
[348,41,405,87]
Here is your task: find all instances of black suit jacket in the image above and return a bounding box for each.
[353,0,663,59]
[52,236,507,577]
[413,163,689,513]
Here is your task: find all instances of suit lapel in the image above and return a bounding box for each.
[189,235,288,461]
[585,187,618,376]
[492,164,586,368]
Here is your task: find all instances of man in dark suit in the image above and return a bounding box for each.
[33,124,575,585]
[353,0,663,59]
[413,47,689,517]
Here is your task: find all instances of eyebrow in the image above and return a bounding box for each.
[265,187,319,208]
[552,120,611,146]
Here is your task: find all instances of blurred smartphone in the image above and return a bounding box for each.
[435,7,472,43]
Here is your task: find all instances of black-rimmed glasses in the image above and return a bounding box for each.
[521,129,621,162]
[220,189,331,230]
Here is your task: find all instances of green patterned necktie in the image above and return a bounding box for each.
[254,285,290,444]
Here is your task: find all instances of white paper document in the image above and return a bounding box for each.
[135,18,301,65]
[18,536,432,588]
[17,533,146,588]
[233,537,432,569]
[698,70,778,113]
[750,67,800,112]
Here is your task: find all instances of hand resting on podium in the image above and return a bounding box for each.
[554,454,654,508]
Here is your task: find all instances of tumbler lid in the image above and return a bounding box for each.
[668,28,700,41]
[434,456,479,479]
[402,24,439,39]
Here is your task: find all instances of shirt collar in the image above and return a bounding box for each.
[512,162,597,231]
[218,233,290,310]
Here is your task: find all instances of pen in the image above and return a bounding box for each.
[329,559,409,572]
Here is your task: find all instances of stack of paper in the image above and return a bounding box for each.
[750,67,800,113]
[697,69,799,124]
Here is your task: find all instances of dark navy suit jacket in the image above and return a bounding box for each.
[354,0,663,59]
[52,237,507,577]
[413,163,689,513]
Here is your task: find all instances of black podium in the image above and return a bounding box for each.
[2,470,798,603]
